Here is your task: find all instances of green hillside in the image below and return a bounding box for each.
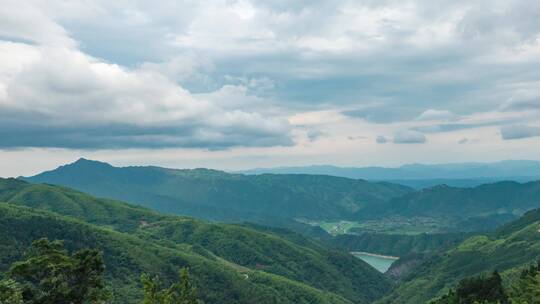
[0,178,391,303]
[358,181,540,233]
[377,208,540,303]
[25,158,412,223]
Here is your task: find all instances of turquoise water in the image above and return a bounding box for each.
[352,252,398,273]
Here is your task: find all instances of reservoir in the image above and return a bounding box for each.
[351,251,399,273]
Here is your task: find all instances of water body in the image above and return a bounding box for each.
[351,252,399,273]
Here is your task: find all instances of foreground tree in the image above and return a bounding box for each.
[0,278,23,304]
[6,238,109,304]
[141,268,203,304]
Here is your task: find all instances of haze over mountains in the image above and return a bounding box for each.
[25,158,412,223]
[238,160,540,189]
[25,158,540,234]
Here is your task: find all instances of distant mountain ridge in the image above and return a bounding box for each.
[24,158,412,223]
[237,161,540,188]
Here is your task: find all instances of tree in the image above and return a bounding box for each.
[7,238,109,304]
[0,278,23,304]
[509,261,540,304]
[141,268,203,304]
[431,271,508,304]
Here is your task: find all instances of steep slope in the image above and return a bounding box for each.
[0,178,392,303]
[25,158,412,222]
[377,208,540,303]
[0,203,353,304]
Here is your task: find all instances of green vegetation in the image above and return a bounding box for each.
[141,268,202,304]
[0,178,390,304]
[3,238,109,304]
[25,158,412,223]
[26,159,540,235]
[430,271,508,304]
[330,232,467,257]
[377,208,540,303]
[430,262,540,304]
[365,182,540,230]
[508,261,540,303]
[305,216,452,236]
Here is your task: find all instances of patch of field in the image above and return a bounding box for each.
[298,216,451,236]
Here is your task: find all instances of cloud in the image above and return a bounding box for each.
[458,138,469,144]
[342,105,417,123]
[499,91,540,111]
[416,109,455,121]
[501,125,540,140]
[2,0,540,153]
[376,135,388,144]
[393,130,427,144]
[306,129,325,142]
[0,41,292,150]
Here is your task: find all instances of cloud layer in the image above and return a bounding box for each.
[1,0,540,154]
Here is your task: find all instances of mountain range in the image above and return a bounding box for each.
[238,160,540,188]
[25,159,540,234]
[25,158,412,223]
[6,158,540,303]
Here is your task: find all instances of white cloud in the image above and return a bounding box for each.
[0,1,293,149]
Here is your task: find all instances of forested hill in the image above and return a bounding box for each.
[0,178,391,304]
[377,207,540,303]
[363,181,540,222]
[25,158,412,222]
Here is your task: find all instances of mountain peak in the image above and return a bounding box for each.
[70,158,112,168]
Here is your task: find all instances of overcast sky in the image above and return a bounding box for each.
[1,0,540,177]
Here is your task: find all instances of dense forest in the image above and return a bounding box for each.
[377,207,540,303]
[4,160,540,303]
[0,178,389,304]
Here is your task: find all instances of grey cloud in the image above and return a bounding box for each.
[342,105,418,123]
[393,130,426,144]
[0,42,293,150]
[376,135,388,144]
[501,125,540,140]
[413,118,519,133]
[499,94,540,112]
[306,129,325,142]
[0,117,293,150]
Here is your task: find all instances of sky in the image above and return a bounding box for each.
[1,0,540,177]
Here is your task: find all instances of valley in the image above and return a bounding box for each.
[2,159,540,303]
